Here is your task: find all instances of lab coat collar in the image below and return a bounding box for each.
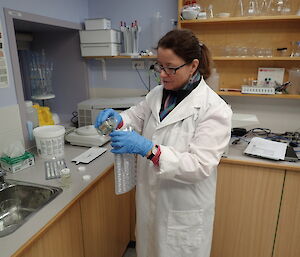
[147,78,206,130]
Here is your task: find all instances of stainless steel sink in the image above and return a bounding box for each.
[0,179,62,237]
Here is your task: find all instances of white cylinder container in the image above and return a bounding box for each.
[25,101,39,128]
[33,125,65,159]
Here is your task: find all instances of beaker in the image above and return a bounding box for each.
[247,0,259,15]
[287,68,300,95]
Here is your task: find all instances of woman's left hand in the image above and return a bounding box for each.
[109,130,153,157]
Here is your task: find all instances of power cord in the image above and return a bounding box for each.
[134,64,150,92]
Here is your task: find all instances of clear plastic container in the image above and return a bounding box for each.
[25,101,39,128]
[206,68,220,92]
[60,168,71,188]
[287,68,300,95]
[114,125,136,195]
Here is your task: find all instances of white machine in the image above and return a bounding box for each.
[65,125,110,147]
[66,97,144,147]
[77,96,144,127]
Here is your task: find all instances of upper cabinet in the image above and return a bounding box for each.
[177,0,300,98]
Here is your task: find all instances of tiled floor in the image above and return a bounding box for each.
[123,247,137,257]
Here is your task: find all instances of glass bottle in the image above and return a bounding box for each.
[96,116,118,136]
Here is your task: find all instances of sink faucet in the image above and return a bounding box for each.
[0,169,7,190]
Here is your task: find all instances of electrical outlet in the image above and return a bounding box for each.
[132,61,145,70]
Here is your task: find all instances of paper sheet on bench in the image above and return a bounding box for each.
[244,137,287,160]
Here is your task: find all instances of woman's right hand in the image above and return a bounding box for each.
[94,108,122,128]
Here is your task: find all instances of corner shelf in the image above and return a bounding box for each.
[218,91,300,99]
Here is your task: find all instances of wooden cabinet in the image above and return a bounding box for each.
[80,168,131,257]
[273,170,300,257]
[17,202,84,257]
[211,163,285,257]
[13,167,131,257]
[177,0,300,99]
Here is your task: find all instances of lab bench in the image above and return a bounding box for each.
[0,144,131,257]
[2,142,300,257]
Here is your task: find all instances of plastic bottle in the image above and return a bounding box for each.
[206,68,220,92]
[60,168,71,188]
[114,125,136,195]
[25,101,39,128]
[152,12,163,50]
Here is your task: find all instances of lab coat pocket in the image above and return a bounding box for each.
[167,209,203,248]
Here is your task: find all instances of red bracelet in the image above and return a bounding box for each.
[116,120,124,129]
[151,145,161,166]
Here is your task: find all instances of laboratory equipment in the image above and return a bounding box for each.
[96,116,118,136]
[234,0,244,16]
[60,168,71,188]
[268,0,290,15]
[260,0,269,15]
[181,1,201,20]
[120,20,141,55]
[25,101,39,128]
[29,50,55,101]
[79,29,121,57]
[207,4,214,18]
[246,0,259,15]
[206,68,220,92]
[291,41,300,57]
[44,158,66,180]
[114,126,136,195]
[65,125,110,147]
[84,18,111,30]
[77,96,144,127]
[287,68,300,95]
[33,125,65,159]
[152,12,163,49]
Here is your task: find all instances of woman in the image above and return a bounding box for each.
[95,29,232,257]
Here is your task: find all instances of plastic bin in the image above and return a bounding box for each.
[33,125,65,159]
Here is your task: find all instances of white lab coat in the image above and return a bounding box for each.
[121,78,232,257]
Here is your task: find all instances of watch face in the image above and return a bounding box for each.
[152,146,158,155]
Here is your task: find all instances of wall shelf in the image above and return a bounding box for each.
[83,55,157,59]
[179,15,300,25]
[213,57,300,61]
[218,91,300,99]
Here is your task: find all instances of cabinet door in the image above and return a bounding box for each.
[17,202,84,257]
[80,168,131,257]
[273,170,300,257]
[211,163,285,257]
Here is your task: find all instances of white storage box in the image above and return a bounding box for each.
[85,18,111,30]
[79,29,121,44]
[80,43,121,56]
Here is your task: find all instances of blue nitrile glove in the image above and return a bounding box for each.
[109,130,153,157]
[94,108,122,129]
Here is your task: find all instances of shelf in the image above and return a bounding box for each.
[83,55,157,59]
[179,15,300,25]
[213,57,300,61]
[218,91,300,99]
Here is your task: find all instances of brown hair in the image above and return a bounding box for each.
[156,29,212,80]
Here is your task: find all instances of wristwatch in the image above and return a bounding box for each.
[147,145,159,160]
